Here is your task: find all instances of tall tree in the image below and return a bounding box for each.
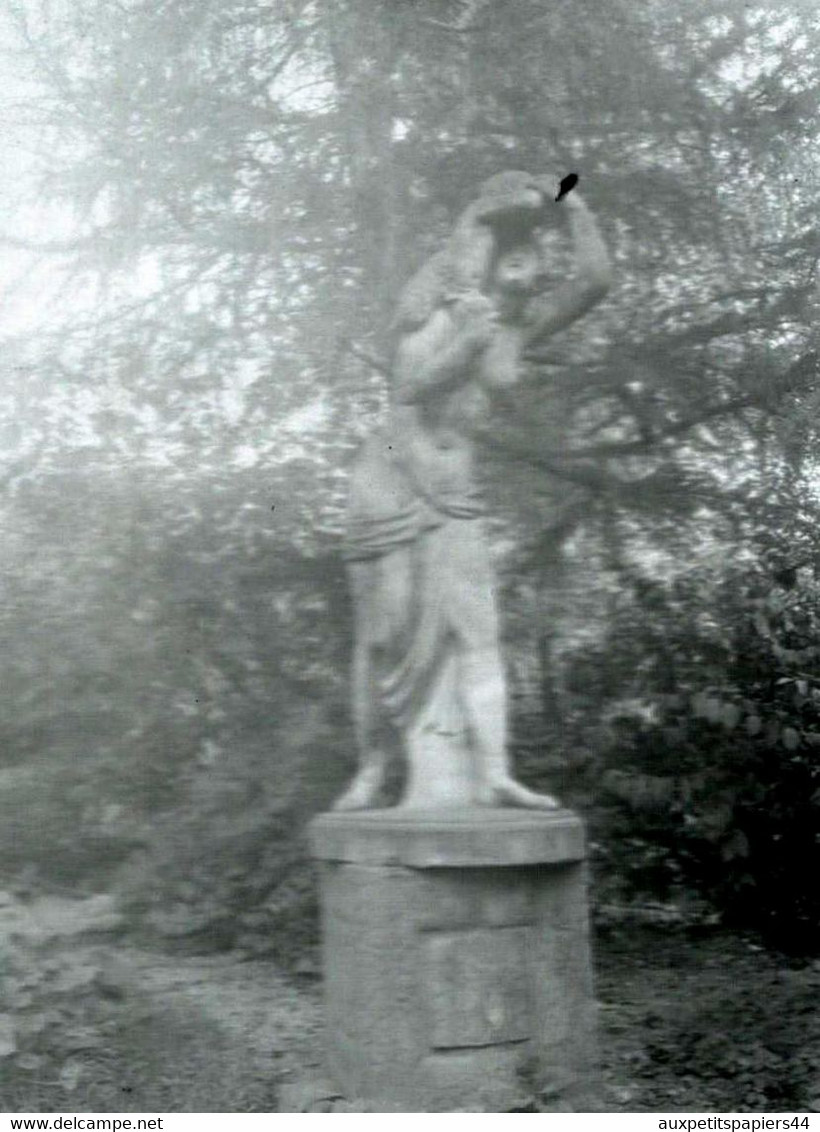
[1,0,819,808]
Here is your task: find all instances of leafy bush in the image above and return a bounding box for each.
[583,563,820,951]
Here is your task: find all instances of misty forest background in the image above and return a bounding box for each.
[1,0,820,1105]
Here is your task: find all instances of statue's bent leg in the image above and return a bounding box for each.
[453,520,559,810]
[460,645,559,810]
[333,549,413,811]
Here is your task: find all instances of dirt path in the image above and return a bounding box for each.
[1,892,325,1112]
[121,947,325,1089]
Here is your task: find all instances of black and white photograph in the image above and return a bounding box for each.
[0,0,818,1115]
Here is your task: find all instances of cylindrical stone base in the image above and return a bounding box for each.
[309,809,599,1113]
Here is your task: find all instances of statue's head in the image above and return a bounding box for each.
[448,170,555,296]
[392,170,557,333]
[491,242,542,301]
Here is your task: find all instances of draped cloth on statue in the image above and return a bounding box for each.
[344,428,485,559]
[343,431,497,764]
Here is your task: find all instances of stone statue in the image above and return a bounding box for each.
[337,170,612,810]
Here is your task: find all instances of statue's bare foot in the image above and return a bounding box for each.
[332,764,385,812]
[476,776,560,810]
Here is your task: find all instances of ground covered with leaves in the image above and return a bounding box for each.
[598,925,820,1113]
[0,890,818,1114]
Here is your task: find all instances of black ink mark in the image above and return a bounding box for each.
[555,173,579,202]
[271,504,275,511]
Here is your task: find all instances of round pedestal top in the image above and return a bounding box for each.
[309,807,586,867]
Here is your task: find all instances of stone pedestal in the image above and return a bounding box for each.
[309,808,599,1113]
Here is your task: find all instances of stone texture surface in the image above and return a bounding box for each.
[309,808,599,1112]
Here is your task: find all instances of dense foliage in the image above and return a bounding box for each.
[0,0,819,949]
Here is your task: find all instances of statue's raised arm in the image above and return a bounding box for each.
[522,189,612,347]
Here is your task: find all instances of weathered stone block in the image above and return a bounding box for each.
[309,808,599,1112]
[424,926,533,1047]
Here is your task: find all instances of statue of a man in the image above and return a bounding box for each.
[337,171,612,811]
